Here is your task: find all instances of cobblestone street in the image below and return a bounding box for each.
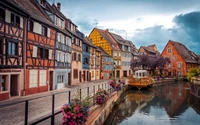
[0,80,109,125]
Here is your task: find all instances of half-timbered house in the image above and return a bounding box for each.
[82,37,91,82]
[89,28,121,78]
[12,0,57,95]
[0,0,28,101]
[40,2,72,89]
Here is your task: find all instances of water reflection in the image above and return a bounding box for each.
[104,83,200,125]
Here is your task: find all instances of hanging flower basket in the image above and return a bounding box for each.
[61,99,89,125]
[95,89,110,105]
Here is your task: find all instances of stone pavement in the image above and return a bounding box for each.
[0,79,109,125]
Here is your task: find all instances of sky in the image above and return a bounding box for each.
[49,0,200,54]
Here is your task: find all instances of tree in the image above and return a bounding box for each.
[187,67,200,82]
[131,54,170,76]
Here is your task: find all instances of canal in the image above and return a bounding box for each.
[104,82,200,125]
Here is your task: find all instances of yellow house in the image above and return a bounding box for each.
[89,28,122,78]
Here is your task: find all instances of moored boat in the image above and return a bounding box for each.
[128,70,154,90]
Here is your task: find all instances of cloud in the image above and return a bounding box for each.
[130,11,200,54]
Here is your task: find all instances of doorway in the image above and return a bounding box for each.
[49,71,53,91]
[116,70,120,78]
[10,75,19,97]
[83,71,86,81]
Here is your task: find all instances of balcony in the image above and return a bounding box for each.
[113,56,121,60]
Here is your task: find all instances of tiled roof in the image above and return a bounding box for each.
[83,37,97,48]
[139,44,160,55]
[109,32,130,46]
[13,0,56,28]
[95,28,120,51]
[169,40,199,63]
[96,47,111,57]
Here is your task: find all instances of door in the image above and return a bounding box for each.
[10,75,19,97]
[68,73,71,86]
[79,71,82,82]
[49,71,53,91]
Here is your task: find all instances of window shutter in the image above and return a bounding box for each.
[62,21,65,29]
[62,53,65,62]
[32,46,37,57]
[47,28,50,38]
[69,54,71,62]
[33,22,41,34]
[57,51,60,61]
[66,37,68,45]
[49,49,52,59]
[20,17,23,28]
[5,10,11,23]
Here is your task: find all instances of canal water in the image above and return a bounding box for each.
[104,82,200,125]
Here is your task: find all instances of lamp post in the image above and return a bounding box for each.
[113,62,116,79]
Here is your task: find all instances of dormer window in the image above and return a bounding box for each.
[38,0,46,7]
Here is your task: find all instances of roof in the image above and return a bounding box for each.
[94,28,120,51]
[83,37,97,48]
[109,32,130,46]
[96,47,111,57]
[139,45,160,55]
[169,40,199,63]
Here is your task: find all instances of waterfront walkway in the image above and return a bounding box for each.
[0,80,109,125]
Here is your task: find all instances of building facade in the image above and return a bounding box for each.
[95,48,101,80]
[161,40,199,77]
[0,1,28,100]
[97,47,113,79]
[89,28,121,78]
[82,37,90,82]
[109,33,132,77]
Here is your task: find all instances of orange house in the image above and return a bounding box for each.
[13,0,56,95]
[161,40,199,77]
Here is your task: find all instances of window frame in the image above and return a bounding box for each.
[73,69,78,79]
[7,40,18,56]
[42,26,47,37]
[28,20,34,32]
[11,12,20,27]
[0,7,5,22]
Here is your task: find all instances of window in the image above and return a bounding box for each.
[11,13,20,27]
[57,74,64,84]
[7,41,18,55]
[44,49,49,59]
[86,46,89,52]
[39,0,46,7]
[167,48,172,53]
[39,70,46,86]
[0,8,5,21]
[73,69,78,79]
[42,26,47,37]
[73,53,76,61]
[0,39,3,54]
[178,63,182,68]
[174,56,177,61]
[92,71,94,77]
[29,70,38,88]
[96,71,98,76]
[28,20,34,32]
[78,54,81,61]
[0,75,7,91]
[37,47,43,58]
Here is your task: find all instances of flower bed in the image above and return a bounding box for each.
[109,79,124,91]
[61,99,89,125]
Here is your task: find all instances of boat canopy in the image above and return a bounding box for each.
[134,70,148,78]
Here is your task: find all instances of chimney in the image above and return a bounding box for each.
[57,3,61,11]
[105,29,109,32]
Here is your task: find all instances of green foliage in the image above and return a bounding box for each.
[187,67,200,82]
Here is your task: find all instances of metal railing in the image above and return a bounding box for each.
[0,82,116,125]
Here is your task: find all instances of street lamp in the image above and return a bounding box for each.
[113,62,116,78]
